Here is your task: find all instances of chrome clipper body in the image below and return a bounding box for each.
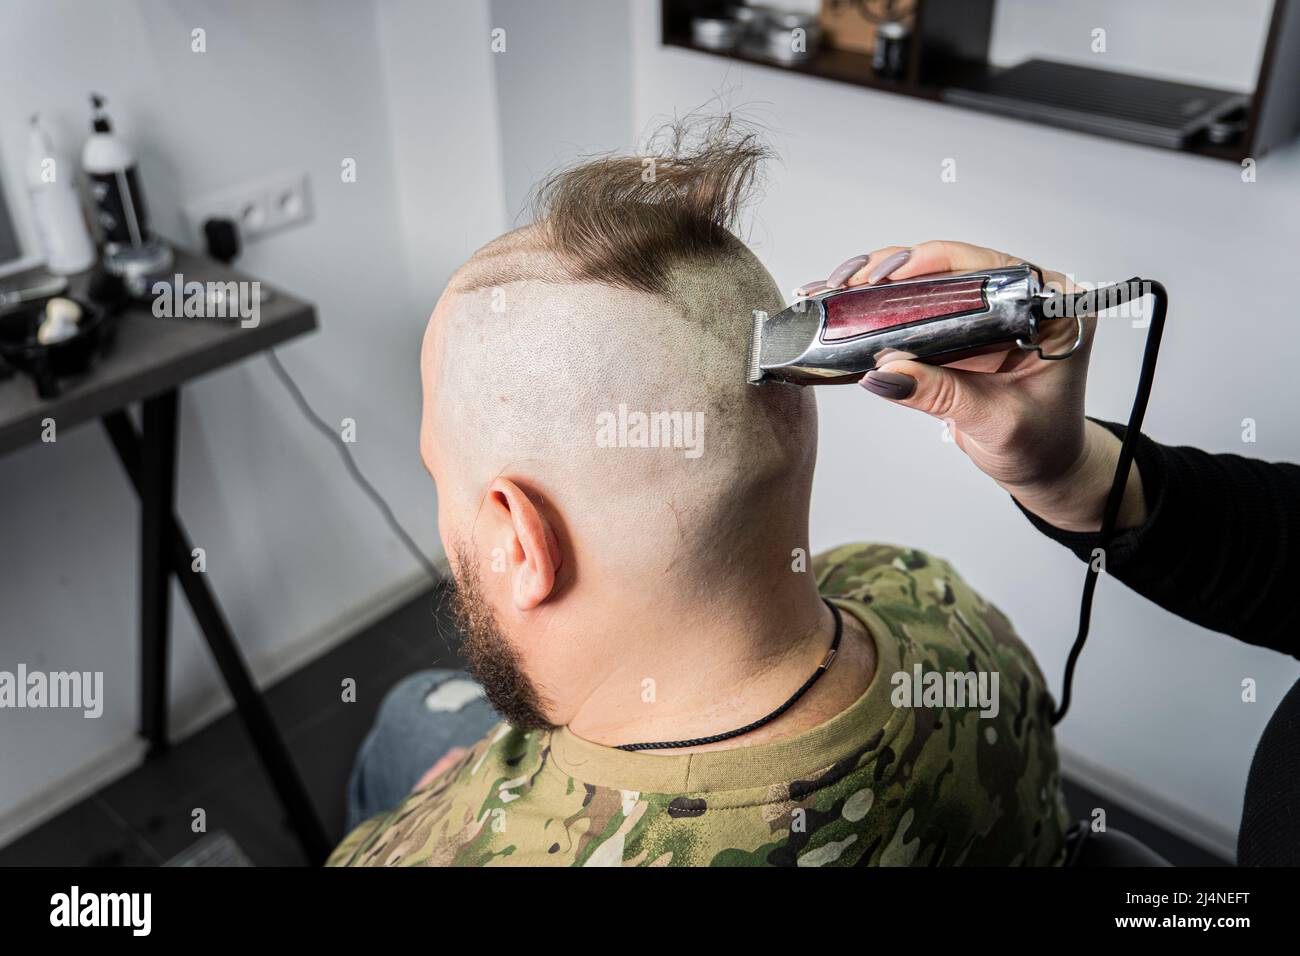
[746,264,1084,385]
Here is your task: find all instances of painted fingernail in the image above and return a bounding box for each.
[794,280,829,297]
[866,249,911,284]
[826,254,871,288]
[861,370,915,400]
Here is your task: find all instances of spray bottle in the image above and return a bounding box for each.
[26,114,96,274]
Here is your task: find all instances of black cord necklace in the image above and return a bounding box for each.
[615,599,844,752]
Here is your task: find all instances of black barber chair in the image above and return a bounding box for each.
[1064,678,1300,866]
[1063,821,1171,866]
[1238,677,1300,866]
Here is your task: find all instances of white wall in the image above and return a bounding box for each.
[990,0,1274,90]
[0,0,505,830]
[628,0,1300,847]
[378,0,510,318]
[489,0,637,221]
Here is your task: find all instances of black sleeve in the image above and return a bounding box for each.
[1016,420,1300,660]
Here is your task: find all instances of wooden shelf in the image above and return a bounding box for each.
[663,36,935,101]
[662,0,1300,163]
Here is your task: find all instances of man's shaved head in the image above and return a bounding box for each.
[420,117,818,725]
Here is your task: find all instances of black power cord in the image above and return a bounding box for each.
[1049,278,1168,725]
[265,350,440,583]
[200,217,440,586]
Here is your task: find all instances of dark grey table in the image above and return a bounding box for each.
[0,248,329,864]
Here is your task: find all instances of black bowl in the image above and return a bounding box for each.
[0,297,116,399]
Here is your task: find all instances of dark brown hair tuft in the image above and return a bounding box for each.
[529,113,771,295]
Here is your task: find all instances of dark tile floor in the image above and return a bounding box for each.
[0,582,465,867]
[0,583,1229,866]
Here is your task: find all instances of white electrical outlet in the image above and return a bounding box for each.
[184,170,313,245]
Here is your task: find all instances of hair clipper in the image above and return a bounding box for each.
[745,259,1171,729]
[746,264,1085,385]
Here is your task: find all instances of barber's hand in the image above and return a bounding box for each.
[803,240,1143,532]
[413,746,469,791]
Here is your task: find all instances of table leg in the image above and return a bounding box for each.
[102,404,331,865]
[139,390,177,756]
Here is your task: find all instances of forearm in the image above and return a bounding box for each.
[1006,420,1147,533]
[1014,421,1300,658]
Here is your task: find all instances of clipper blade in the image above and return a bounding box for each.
[746,309,766,385]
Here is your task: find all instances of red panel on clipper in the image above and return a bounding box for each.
[821,277,989,342]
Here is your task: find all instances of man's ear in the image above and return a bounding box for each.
[487,477,563,611]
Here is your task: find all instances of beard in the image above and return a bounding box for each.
[448,539,554,731]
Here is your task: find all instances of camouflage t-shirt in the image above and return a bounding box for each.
[328,543,1069,867]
